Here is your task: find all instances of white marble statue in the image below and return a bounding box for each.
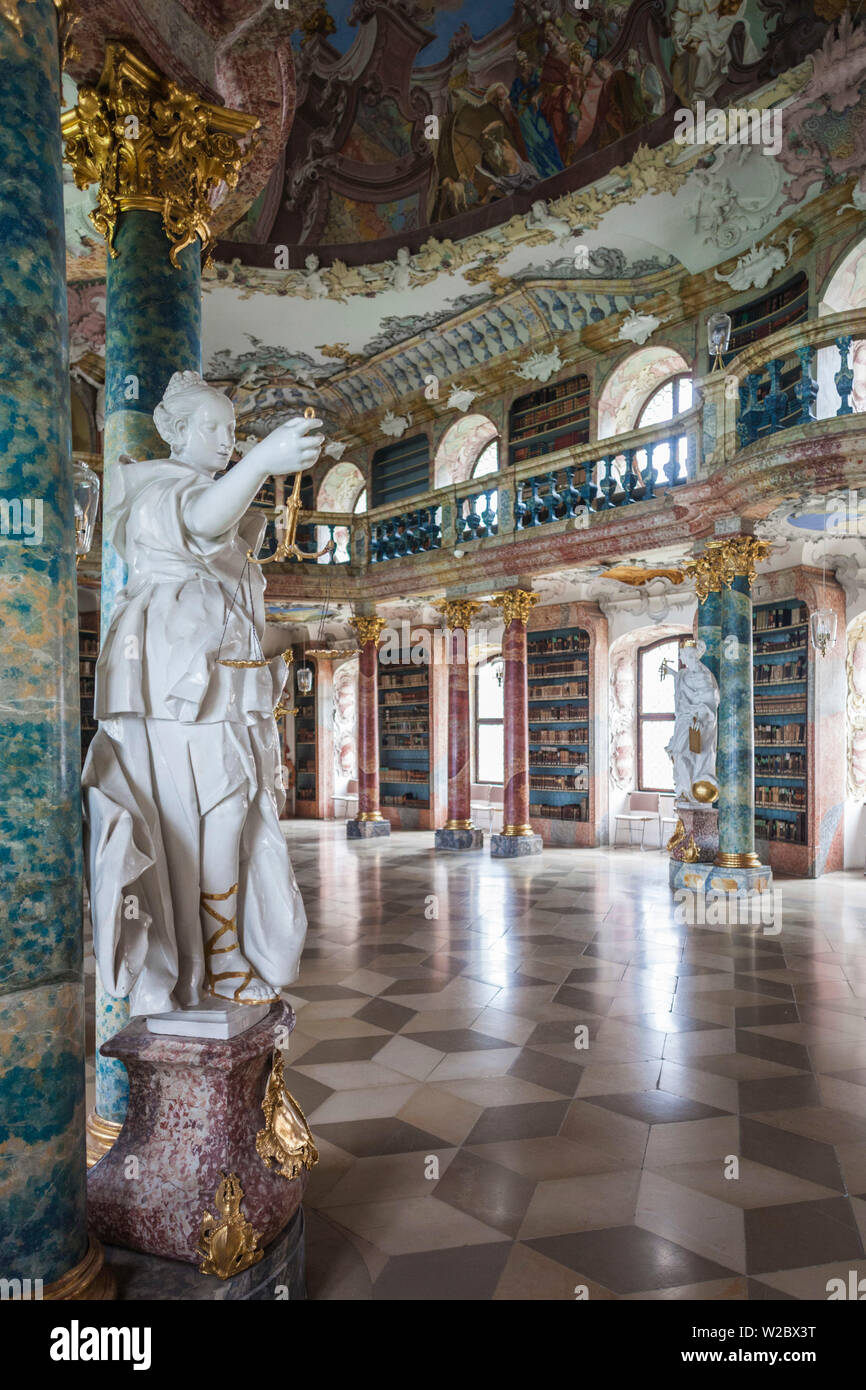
[303,252,328,298]
[83,371,323,1017]
[664,639,720,804]
[384,246,414,295]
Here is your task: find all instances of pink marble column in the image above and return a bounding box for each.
[435,603,483,852]
[491,590,542,858]
[347,615,390,839]
[447,630,471,827]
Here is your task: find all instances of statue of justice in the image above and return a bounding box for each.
[83,371,324,1017]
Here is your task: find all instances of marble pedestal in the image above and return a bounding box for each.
[88,1001,308,1264]
[490,833,543,858]
[103,1207,306,1300]
[669,806,719,868]
[435,826,484,852]
[346,818,391,839]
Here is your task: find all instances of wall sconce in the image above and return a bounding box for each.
[707,312,732,372]
[74,459,100,564]
[810,609,837,658]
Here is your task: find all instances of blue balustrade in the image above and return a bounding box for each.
[370,506,442,562]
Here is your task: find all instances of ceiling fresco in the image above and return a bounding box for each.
[222,0,828,260]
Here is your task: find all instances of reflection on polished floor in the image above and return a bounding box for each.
[87,822,866,1300]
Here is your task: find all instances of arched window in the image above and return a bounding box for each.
[637,374,694,428]
[433,414,498,488]
[353,487,367,514]
[471,439,499,479]
[634,374,694,486]
[637,637,678,792]
[475,657,504,783]
[598,346,691,440]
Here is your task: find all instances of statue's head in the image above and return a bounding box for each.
[154,371,236,474]
[679,637,706,666]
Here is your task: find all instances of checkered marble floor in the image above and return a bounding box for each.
[86,823,866,1300]
[283,824,866,1301]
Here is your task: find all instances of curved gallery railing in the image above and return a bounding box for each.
[275,308,866,569]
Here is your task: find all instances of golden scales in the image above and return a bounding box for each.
[218,408,333,673]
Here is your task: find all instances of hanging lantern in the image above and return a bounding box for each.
[296,665,313,695]
[810,609,837,658]
[707,312,732,371]
[73,459,100,561]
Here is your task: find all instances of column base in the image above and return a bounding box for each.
[435,826,484,852]
[346,817,391,839]
[669,858,775,929]
[102,1206,306,1301]
[490,832,543,858]
[43,1235,116,1300]
[86,1109,123,1168]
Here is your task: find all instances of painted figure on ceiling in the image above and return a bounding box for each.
[670,0,760,104]
[540,20,574,163]
[509,49,563,178]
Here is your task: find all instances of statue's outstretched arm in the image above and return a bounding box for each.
[184,417,323,541]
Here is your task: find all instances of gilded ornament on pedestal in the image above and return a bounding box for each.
[197,1172,263,1280]
[255,1053,319,1182]
[666,817,685,852]
[61,43,259,266]
[350,614,387,647]
[493,588,539,627]
[682,834,700,863]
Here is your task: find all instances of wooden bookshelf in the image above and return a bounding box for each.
[78,610,99,766]
[714,274,808,370]
[371,435,429,508]
[378,655,431,827]
[294,652,317,815]
[508,374,590,466]
[753,600,809,855]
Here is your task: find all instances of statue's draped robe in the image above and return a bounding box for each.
[83,456,307,1017]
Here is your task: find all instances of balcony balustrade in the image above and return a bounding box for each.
[281,308,866,573]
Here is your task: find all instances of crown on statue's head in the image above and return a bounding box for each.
[162,370,209,401]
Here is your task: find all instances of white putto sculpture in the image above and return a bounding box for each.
[83,371,323,1017]
[663,638,720,805]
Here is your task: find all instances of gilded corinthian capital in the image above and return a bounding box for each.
[493,588,538,626]
[434,599,482,631]
[61,43,258,266]
[683,536,771,603]
[350,614,386,647]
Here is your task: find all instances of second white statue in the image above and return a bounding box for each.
[83,371,323,1018]
[664,638,721,805]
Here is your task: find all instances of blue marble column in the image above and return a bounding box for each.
[716,575,759,866]
[0,0,88,1283]
[94,210,201,1129]
[697,588,721,687]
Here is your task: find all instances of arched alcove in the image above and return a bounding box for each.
[317,460,366,512]
[597,346,692,440]
[433,414,498,488]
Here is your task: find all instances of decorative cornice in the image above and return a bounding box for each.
[493,589,539,627]
[350,614,386,646]
[61,43,258,266]
[684,536,772,601]
[434,598,482,631]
